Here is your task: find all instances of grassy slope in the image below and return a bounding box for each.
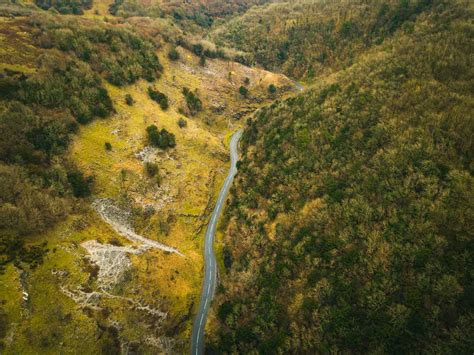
[0,12,293,352]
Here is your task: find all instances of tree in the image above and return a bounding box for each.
[192,43,204,56]
[67,170,93,197]
[177,118,187,128]
[199,55,206,67]
[182,87,203,115]
[268,84,277,94]
[146,125,176,150]
[148,87,169,110]
[239,86,248,97]
[125,94,134,106]
[168,47,180,61]
[144,162,158,177]
[104,142,112,151]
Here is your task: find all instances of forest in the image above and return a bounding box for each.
[211,1,473,353]
[211,0,442,78]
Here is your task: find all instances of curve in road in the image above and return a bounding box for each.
[190,129,243,355]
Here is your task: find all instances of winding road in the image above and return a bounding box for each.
[190,129,243,355]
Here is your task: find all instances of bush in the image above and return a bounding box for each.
[125,94,134,106]
[199,55,206,67]
[148,87,169,110]
[192,43,204,56]
[146,125,176,149]
[268,84,277,94]
[182,87,202,115]
[67,170,93,197]
[168,48,180,61]
[144,162,158,177]
[244,77,250,85]
[239,86,248,97]
[104,142,112,151]
[177,118,187,128]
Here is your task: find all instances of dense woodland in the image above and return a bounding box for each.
[212,0,445,78]
[109,0,275,27]
[212,1,473,353]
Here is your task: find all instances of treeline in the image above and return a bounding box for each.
[211,0,442,78]
[211,1,473,353]
[35,0,92,15]
[108,0,274,28]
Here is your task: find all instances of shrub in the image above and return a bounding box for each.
[268,84,277,94]
[244,77,250,85]
[148,87,169,110]
[67,170,93,197]
[144,162,158,177]
[104,142,112,151]
[168,48,180,61]
[239,86,248,97]
[177,118,187,128]
[192,43,204,56]
[15,56,114,125]
[182,87,202,115]
[199,55,206,67]
[125,94,134,106]
[109,237,123,246]
[146,125,176,149]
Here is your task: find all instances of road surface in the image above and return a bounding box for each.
[190,129,243,355]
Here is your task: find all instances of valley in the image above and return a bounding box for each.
[0,0,472,354]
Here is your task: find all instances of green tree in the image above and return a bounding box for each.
[239,86,248,97]
[146,125,176,149]
[177,118,187,128]
[168,47,180,61]
[125,94,134,106]
[148,87,169,110]
[144,162,158,177]
[182,87,203,115]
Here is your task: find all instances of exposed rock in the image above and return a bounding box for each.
[92,198,183,256]
[81,240,147,290]
[60,286,102,310]
[134,146,158,163]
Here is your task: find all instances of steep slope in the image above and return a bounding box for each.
[211,0,443,78]
[211,2,473,353]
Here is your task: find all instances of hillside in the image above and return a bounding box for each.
[211,0,443,79]
[0,0,472,353]
[0,7,293,353]
[210,1,474,353]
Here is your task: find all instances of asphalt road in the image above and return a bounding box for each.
[190,129,243,355]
